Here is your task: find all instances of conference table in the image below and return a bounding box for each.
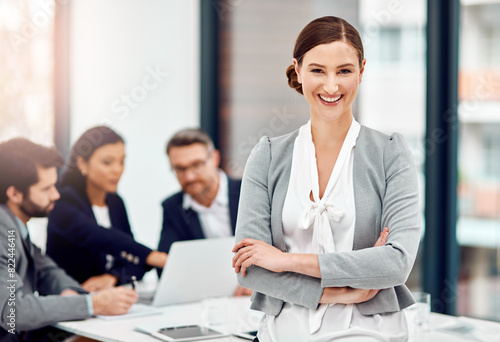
[55,296,500,342]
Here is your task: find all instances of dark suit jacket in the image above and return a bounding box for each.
[46,186,151,284]
[158,177,241,254]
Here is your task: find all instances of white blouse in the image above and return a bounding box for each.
[92,205,114,271]
[257,120,407,342]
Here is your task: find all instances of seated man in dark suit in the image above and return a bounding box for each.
[158,128,250,295]
[0,138,137,342]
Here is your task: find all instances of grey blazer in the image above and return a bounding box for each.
[0,205,89,335]
[235,125,421,316]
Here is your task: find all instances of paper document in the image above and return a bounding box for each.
[96,303,162,321]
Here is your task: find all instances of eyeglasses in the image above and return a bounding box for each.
[171,155,211,177]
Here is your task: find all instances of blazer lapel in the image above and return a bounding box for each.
[0,205,36,292]
[271,133,296,252]
[227,179,240,234]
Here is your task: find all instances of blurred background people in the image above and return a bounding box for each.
[158,128,241,253]
[0,137,137,342]
[47,126,167,292]
[158,128,250,295]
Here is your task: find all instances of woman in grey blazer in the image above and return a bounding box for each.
[232,16,421,341]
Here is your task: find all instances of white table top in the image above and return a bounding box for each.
[56,296,261,342]
[56,296,500,342]
[409,312,500,342]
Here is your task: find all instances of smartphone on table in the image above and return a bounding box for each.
[233,330,258,340]
[151,324,228,341]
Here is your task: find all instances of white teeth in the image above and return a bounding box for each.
[319,94,341,103]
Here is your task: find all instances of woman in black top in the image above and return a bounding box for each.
[47,126,166,291]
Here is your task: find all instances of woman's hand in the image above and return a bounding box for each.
[233,285,253,297]
[320,287,380,304]
[232,227,390,278]
[319,227,389,304]
[232,238,290,277]
[81,273,118,292]
[374,227,389,247]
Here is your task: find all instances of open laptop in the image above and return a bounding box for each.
[151,237,238,307]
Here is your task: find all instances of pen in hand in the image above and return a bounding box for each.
[131,276,137,291]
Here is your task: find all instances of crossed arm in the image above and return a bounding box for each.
[232,227,389,304]
[232,133,420,309]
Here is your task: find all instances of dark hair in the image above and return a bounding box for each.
[166,128,214,155]
[286,16,364,95]
[0,138,64,204]
[59,126,124,196]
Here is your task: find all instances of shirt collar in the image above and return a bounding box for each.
[0,204,29,239]
[14,216,29,239]
[183,170,228,211]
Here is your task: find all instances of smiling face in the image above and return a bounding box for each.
[293,41,365,125]
[78,142,125,195]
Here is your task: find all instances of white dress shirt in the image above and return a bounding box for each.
[182,171,232,238]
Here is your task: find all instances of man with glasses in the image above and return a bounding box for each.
[158,129,243,275]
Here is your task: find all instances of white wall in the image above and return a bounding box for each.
[69,0,199,248]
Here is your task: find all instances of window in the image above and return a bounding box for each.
[457,1,500,321]
[358,0,426,292]
[0,0,55,144]
[366,27,423,65]
[483,132,500,179]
